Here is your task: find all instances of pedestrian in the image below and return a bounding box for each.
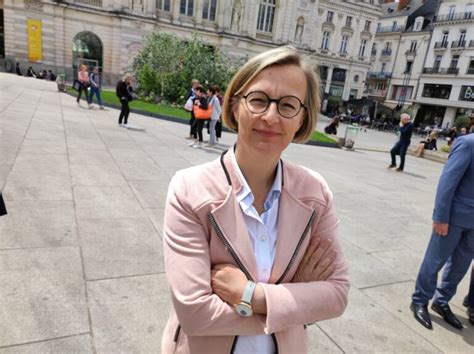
[463,266,474,325]
[116,73,133,127]
[26,66,36,78]
[414,131,437,158]
[161,45,349,354]
[387,113,413,172]
[15,62,22,76]
[215,85,224,142]
[410,133,474,330]
[89,67,104,110]
[189,85,209,148]
[0,192,7,216]
[206,85,222,147]
[324,116,339,135]
[48,70,56,81]
[76,64,91,108]
[185,79,199,140]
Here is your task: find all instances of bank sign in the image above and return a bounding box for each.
[459,86,474,102]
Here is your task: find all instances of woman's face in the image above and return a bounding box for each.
[232,64,307,157]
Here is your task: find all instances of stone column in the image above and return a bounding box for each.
[325,66,334,94]
[195,0,204,25]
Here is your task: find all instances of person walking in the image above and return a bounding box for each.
[186,79,199,139]
[189,85,209,148]
[215,86,224,142]
[206,86,222,147]
[15,62,23,76]
[116,73,133,127]
[388,113,413,172]
[89,67,104,110]
[76,64,91,108]
[410,133,474,330]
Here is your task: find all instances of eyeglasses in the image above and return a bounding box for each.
[236,91,306,119]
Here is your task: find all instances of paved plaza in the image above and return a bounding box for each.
[0,73,472,353]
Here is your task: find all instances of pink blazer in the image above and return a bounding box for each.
[162,149,349,353]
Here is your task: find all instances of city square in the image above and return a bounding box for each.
[1,0,474,353]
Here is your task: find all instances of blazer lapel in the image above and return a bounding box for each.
[210,188,258,282]
[269,186,314,284]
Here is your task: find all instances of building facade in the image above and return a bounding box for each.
[1,0,381,94]
[412,0,474,128]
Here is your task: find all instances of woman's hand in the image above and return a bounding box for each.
[211,264,247,305]
[292,237,336,283]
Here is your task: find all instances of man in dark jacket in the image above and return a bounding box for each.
[116,74,133,127]
[388,113,413,172]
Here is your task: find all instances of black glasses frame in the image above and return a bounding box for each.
[237,91,306,119]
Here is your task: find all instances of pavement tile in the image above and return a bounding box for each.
[70,164,126,186]
[116,160,167,181]
[307,324,343,353]
[0,334,92,353]
[0,200,77,249]
[78,218,164,280]
[362,281,474,352]
[87,274,169,353]
[129,180,170,209]
[68,149,116,166]
[73,185,146,220]
[318,287,441,353]
[144,208,165,238]
[0,247,89,347]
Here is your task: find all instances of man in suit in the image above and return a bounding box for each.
[411,133,474,330]
[388,113,413,172]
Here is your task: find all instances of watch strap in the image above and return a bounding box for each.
[241,281,256,304]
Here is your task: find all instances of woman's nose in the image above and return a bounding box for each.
[261,102,280,124]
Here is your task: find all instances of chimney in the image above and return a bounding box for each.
[398,0,410,11]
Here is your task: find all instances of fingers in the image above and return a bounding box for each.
[313,250,336,280]
[301,237,320,266]
[306,238,332,271]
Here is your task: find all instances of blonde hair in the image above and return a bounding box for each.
[122,73,133,82]
[79,64,87,70]
[222,46,320,143]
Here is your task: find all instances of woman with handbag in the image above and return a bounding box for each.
[116,73,134,127]
[189,86,211,148]
[76,64,91,108]
[162,46,349,353]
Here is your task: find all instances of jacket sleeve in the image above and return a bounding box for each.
[259,177,349,334]
[163,172,267,336]
[432,137,471,224]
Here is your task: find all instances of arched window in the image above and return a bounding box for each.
[72,31,103,71]
[257,0,276,33]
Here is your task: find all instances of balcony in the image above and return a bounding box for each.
[376,25,404,33]
[434,12,474,23]
[434,41,448,50]
[367,71,392,79]
[422,67,459,75]
[451,40,466,49]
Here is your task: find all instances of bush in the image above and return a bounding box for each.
[453,115,470,130]
[440,144,450,153]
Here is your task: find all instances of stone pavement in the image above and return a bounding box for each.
[0,73,472,353]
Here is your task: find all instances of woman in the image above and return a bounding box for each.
[324,116,340,135]
[116,73,133,127]
[76,64,91,108]
[206,85,222,147]
[414,131,437,157]
[162,46,349,353]
[189,85,209,148]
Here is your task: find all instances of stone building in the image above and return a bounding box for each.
[1,0,381,95]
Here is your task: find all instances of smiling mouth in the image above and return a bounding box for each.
[255,129,280,137]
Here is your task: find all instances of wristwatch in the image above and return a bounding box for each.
[235,281,256,317]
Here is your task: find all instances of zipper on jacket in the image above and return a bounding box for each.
[173,324,181,342]
[208,213,253,280]
[275,210,316,284]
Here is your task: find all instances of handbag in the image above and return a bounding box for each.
[73,79,81,91]
[193,101,212,119]
[184,97,193,112]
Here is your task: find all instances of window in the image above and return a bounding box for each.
[441,31,449,45]
[371,43,377,56]
[156,0,171,11]
[345,16,352,28]
[392,21,397,30]
[358,39,367,57]
[375,82,386,91]
[364,20,371,32]
[450,55,460,69]
[391,86,413,100]
[326,11,334,23]
[377,23,381,31]
[459,30,466,44]
[354,75,359,83]
[340,35,349,53]
[321,31,330,50]
[385,42,391,50]
[468,59,474,74]
[180,0,194,16]
[257,0,276,33]
[422,84,452,99]
[405,61,413,73]
[299,0,308,8]
[434,55,442,70]
[448,5,456,20]
[415,20,422,31]
[202,0,217,21]
[466,4,473,19]
[410,41,417,52]
[381,63,386,73]
[459,85,474,101]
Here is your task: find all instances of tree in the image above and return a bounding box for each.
[453,115,470,130]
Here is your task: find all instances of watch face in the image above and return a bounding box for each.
[236,303,253,317]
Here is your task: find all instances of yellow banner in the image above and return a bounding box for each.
[27,19,42,62]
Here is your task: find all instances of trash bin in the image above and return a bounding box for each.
[56,74,66,92]
[344,125,359,150]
